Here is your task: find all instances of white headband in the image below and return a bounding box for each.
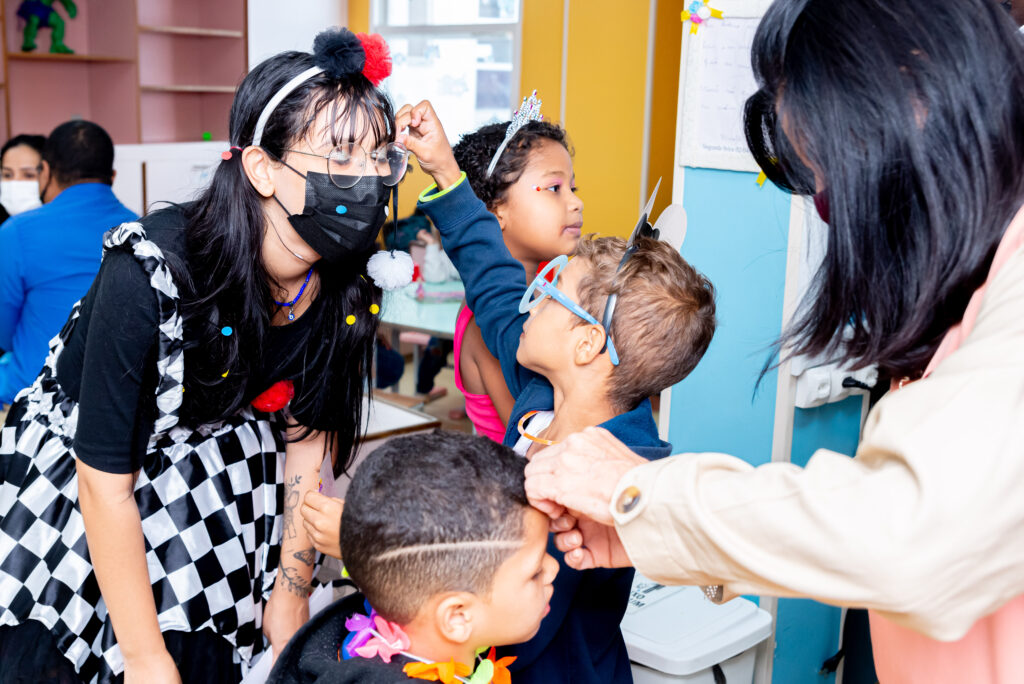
[251,66,325,147]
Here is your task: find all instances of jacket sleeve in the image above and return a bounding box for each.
[611,245,1024,641]
[417,177,538,397]
[0,222,25,351]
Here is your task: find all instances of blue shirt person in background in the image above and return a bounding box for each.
[0,120,136,404]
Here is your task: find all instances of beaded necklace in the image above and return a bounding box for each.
[275,267,314,321]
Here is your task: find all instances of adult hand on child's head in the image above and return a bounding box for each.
[525,427,646,524]
[395,100,462,190]
[525,427,645,569]
[301,491,344,560]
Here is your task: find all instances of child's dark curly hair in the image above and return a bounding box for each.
[453,120,572,211]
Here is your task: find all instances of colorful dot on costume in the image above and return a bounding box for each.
[335,205,348,214]
[369,304,380,315]
[221,370,230,378]
[202,131,213,141]
[221,326,233,336]
[346,314,356,325]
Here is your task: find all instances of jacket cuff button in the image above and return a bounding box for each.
[616,485,642,515]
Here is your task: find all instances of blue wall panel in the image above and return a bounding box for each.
[773,398,865,683]
[669,168,791,465]
[773,598,842,684]
[667,169,863,683]
[791,398,863,466]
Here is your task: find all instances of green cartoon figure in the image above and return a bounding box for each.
[18,0,78,54]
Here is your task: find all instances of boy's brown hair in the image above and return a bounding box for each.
[573,236,716,412]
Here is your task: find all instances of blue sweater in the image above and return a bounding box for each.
[419,178,671,684]
[0,183,136,403]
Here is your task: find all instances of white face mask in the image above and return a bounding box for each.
[1,179,42,216]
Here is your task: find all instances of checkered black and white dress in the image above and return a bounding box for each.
[0,223,291,682]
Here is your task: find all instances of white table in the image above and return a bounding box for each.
[380,280,464,341]
[327,396,443,500]
[379,281,464,392]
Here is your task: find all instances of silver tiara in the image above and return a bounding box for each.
[485,90,543,177]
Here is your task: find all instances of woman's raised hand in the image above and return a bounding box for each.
[524,427,646,570]
[395,100,462,190]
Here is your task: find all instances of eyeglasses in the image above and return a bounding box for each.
[285,141,409,189]
[519,255,620,366]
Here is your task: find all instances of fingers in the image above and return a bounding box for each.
[396,100,435,134]
[395,104,413,132]
[302,492,343,519]
[399,132,428,159]
[303,490,330,511]
[564,546,597,571]
[531,497,566,521]
[551,512,577,532]
[300,493,343,558]
[553,529,583,553]
[301,516,318,539]
[524,470,563,510]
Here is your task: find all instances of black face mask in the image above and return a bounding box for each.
[275,169,391,264]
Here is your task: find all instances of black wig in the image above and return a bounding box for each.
[746,0,1024,379]
[175,33,396,475]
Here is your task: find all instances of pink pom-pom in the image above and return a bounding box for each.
[357,33,392,86]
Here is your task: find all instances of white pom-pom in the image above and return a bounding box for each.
[367,250,414,290]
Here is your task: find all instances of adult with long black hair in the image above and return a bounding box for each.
[0,28,408,684]
[524,1,1024,681]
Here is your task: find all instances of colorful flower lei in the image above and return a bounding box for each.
[342,605,517,682]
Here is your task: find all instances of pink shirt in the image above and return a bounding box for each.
[453,306,507,443]
[870,208,1024,683]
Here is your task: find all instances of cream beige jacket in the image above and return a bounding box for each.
[613,235,1024,642]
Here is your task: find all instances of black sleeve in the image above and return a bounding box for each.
[70,249,160,474]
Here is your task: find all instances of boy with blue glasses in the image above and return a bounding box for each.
[398,99,717,684]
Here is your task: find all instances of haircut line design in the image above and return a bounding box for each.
[371,540,523,563]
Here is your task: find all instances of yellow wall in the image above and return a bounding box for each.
[518,0,563,124]
[647,1,683,223]
[563,1,651,237]
[348,1,369,32]
[349,0,681,237]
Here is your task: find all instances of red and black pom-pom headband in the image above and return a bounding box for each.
[251,27,392,146]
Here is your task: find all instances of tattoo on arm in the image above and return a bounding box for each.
[282,474,302,541]
[293,547,315,566]
[279,563,313,598]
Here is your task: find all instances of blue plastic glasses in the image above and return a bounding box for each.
[518,255,620,366]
